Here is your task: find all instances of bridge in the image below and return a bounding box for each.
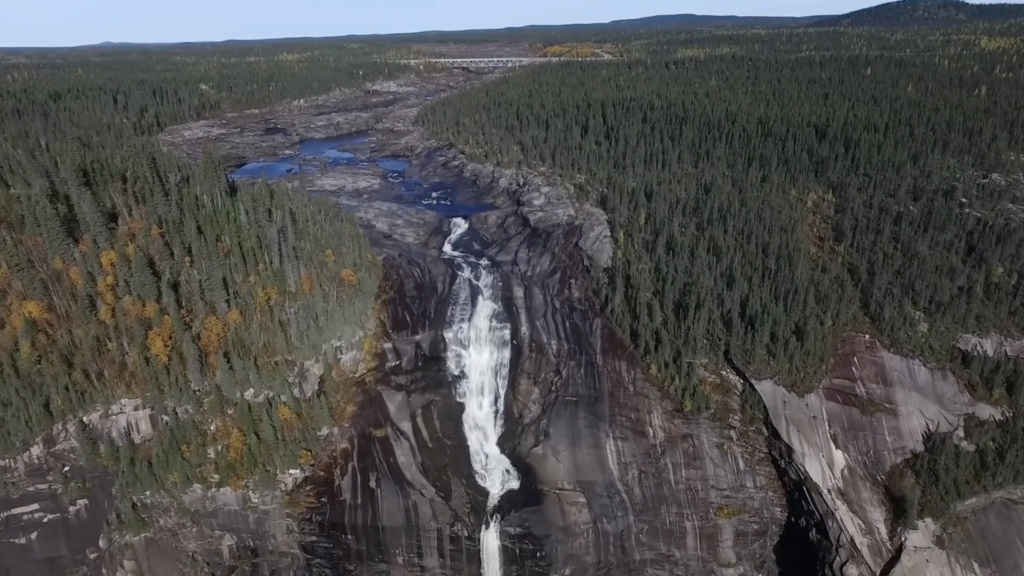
[394,57,609,68]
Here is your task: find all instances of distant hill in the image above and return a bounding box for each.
[11,13,827,50]
[815,0,1024,27]
[15,1,1024,51]
[344,13,827,44]
[604,14,828,29]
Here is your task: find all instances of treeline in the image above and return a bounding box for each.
[0,44,397,493]
[910,409,1024,521]
[419,27,1024,516]
[815,0,1024,29]
[878,350,1024,526]
[1,43,409,182]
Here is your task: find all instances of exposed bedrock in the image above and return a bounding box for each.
[480,211,785,576]
[753,335,1016,576]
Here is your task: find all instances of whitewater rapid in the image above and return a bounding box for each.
[442,217,520,576]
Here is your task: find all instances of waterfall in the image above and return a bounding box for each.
[443,217,520,576]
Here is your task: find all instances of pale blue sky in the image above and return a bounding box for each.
[3,0,1021,48]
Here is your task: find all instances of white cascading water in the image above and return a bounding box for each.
[442,217,520,576]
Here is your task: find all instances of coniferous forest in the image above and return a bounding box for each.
[0,44,407,501]
[419,25,1024,519]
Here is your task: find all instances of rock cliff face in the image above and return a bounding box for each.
[0,426,114,576]
[956,334,1024,359]
[892,501,1024,576]
[482,185,785,576]
[754,335,1012,576]
[0,401,313,576]
[935,491,1024,576]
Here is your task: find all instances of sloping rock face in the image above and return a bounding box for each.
[891,519,985,576]
[891,489,1024,576]
[956,334,1024,359]
[475,201,785,576]
[940,491,1024,576]
[0,405,310,576]
[755,335,1004,575]
[0,402,159,576]
[100,488,306,576]
[0,426,114,576]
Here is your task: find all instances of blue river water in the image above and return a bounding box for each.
[229,133,492,217]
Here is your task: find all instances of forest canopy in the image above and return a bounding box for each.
[0,44,406,497]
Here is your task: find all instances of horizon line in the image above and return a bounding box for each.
[4,10,838,50]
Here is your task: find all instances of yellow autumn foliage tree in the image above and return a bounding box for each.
[68,267,83,290]
[100,249,118,273]
[300,271,314,295]
[97,273,118,326]
[228,426,247,464]
[257,285,280,310]
[146,315,174,366]
[21,300,49,323]
[340,268,359,287]
[277,403,301,435]
[199,314,228,368]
